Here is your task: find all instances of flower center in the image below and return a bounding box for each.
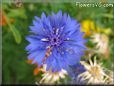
[51,37,60,46]
[53,38,57,42]
[89,66,101,78]
[49,28,63,46]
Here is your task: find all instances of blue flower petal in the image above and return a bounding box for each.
[26,10,87,72]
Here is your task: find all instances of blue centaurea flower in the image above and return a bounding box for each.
[25,10,86,72]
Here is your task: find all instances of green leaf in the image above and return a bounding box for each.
[8,9,27,19]
[11,26,22,44]
[99,13,114,19]
[4,11,22,44]
[100,13,114,19]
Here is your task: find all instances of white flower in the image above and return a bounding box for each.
[39,64,68,84]
[91,33,109,55]
[78,57,109,84]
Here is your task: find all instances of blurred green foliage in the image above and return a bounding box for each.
[2,2,114,84]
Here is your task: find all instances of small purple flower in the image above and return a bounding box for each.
[68,63,86,84]
[25,10,86,72]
